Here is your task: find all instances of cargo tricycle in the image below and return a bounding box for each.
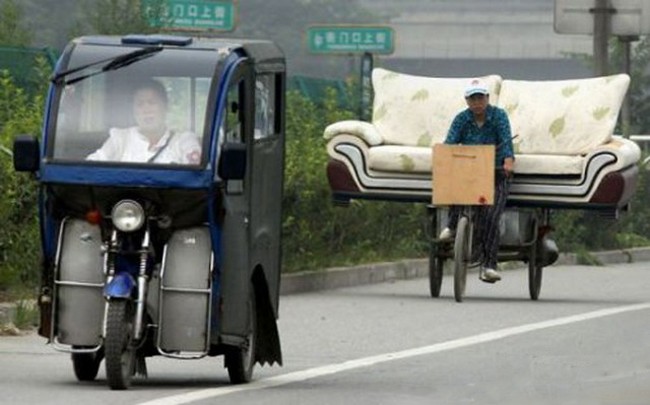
[13,34,285,389]
[429,144,558,302]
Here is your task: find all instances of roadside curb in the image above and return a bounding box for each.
[279,246,650,295]
[280,259,429,295]
[2,247,650,328]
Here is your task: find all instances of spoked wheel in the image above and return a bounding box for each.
[226,292,257,384]
[528,241,544,300]
[428,253,444,298]
[453,216,470,303]
[105,300,136,390]
[71,348,104,381]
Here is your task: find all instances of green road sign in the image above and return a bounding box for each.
[144,0,236,31]
[307,25,395,54]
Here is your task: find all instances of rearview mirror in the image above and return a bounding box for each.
[218,142,246,180]
[13,135,40,172]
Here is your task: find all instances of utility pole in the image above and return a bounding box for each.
[591,0,613,76]
[619,35,639,137]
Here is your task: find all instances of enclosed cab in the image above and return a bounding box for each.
[13,34,285,388]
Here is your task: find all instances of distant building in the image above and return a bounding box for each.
[347,0,595,80]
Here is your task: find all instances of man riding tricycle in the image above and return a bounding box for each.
[12,34,285,389]
[430,79,558,303]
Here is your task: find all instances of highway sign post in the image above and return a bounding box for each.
[554,0,649,135]
[306,25,394,121]
[554,0,650,36]
[307,25,395,55]
[143,0,237,31]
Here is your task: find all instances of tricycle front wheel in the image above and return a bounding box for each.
[104,300,136,390]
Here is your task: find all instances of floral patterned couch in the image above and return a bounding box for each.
[324,68,640,213]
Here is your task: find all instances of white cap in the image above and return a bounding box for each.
[464,78,489,98]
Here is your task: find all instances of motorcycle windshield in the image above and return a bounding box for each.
[46,44,223,169]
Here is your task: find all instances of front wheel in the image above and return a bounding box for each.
[104,300,136,390]
[453,216,470,303]
[225,292,257,384]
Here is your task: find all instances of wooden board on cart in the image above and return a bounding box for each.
[432,144,495,206]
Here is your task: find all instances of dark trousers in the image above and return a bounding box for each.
[446,171,510,269]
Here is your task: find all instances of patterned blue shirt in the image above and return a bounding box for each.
[444,104,514,166]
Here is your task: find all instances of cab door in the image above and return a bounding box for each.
[248,69,285,313]
[218,60,284,341]
[218,60,254,340]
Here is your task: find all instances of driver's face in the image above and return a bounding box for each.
[133,88,167,133]
[465,93,488,115]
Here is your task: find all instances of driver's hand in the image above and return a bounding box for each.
[503,158,514,177]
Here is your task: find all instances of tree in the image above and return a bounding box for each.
[0,0,32,46]
[616,36,650,135]
[574,36,650,135]
[0,67,46,293]
[79,0,166,35]
[220,0,380,78]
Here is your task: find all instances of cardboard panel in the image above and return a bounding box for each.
[432,144,495,205]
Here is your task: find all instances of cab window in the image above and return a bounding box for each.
[49,45,218,166]
[254,74,276,140]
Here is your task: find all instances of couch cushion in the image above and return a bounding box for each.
[498,74,630,155]
[368,146,586,175]
[368,145,432,173]
[372,68,502,147]
[514,154,584,175]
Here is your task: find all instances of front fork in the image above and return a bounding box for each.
[103,228,151,341]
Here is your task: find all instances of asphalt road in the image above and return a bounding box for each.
[2,262,650,405]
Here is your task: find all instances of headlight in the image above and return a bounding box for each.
[111,200,145,232]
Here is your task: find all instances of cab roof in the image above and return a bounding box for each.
[73,34,285,69]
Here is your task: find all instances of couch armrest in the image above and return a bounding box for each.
[323,120,384,146]
[587,136,641,169]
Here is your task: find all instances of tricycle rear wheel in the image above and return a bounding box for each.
[528,242,544,300]
[72,348,103,381]
[453,216,470,303]
[428,254,444,298]
[226,292,257,384]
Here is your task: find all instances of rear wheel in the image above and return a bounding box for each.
[104,300,135,390]
[428,254,444,298]
[453,216,470,303]
[528,242,544,300]
[71,348,103,381]
[226,292,257,384]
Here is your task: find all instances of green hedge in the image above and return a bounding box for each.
[2,71,650,297]
[282,87,427,272]
[0,70,42,294]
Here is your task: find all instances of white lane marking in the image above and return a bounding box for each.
[138,302,650,405]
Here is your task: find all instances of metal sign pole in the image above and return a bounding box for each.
[591,0,613,76]
[619,35,640,137]
[359,52,373,122]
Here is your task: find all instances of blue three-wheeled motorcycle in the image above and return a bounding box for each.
[13,34,285,389]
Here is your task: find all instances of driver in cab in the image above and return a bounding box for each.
[87,79,201,164]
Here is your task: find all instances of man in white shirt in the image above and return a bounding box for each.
[87,79,201,165]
